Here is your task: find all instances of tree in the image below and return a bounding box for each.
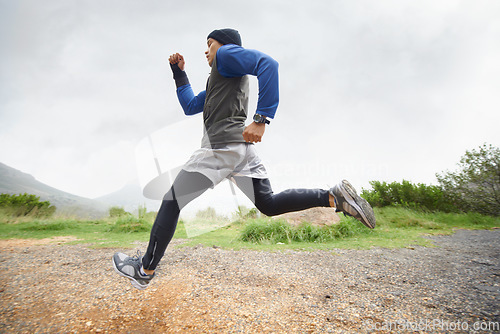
[0,193,56,217]
[436,143,500,216]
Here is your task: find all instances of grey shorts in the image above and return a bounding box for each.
[182,143,268,187]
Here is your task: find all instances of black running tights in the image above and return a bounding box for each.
[142,170,330,270]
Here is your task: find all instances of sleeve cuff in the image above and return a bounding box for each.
[170,63,190,88]
[255,111,275,119]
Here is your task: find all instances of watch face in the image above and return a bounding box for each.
[253,114,269,124]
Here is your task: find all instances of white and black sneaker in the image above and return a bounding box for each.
[330,180,376,229]
[112,251,154,290]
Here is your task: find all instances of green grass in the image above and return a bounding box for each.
[239,218,370,244]
[108,216,152,233]
[179,207,500,250]
[0,207,498,250]
[0,210,188,248]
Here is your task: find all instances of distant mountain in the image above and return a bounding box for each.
[0,162,108,218]
[95,182,160,214]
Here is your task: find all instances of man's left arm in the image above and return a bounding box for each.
[216,45,279,143]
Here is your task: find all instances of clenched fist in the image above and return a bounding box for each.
[169,53,185,71]
[243,122,266,143]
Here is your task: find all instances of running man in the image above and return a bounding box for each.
[113,28,376,290]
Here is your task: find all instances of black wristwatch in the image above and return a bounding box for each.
[253,114,270,125]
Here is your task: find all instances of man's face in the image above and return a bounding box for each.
[205,38,223,67]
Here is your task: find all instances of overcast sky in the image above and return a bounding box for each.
[1,0,499,203]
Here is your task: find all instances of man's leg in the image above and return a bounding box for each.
[233,176,376,228]
[113,170,213,289]
[142,170,213,270]
[232,177,331,216]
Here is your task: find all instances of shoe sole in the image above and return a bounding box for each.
[339,180,376,229]
[112,257,149,290]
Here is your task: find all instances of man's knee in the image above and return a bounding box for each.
[255,201,279,216]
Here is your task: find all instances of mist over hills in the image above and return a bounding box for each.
[95,183,160,214]
[0,162,161,217]
[0,162,113,218]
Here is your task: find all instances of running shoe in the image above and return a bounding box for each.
[112,251,154,290]
[330,180,376,229]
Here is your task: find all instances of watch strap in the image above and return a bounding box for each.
[253,114,270,124]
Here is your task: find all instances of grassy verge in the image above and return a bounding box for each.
[0,207,191,248]
[0,207,498,250]
[178,207,500,250]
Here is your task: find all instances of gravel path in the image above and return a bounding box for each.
[0,229,499,333]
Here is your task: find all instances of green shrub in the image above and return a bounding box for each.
[109,206,130,218]
[333,219,361,238]
[234,206,259,220]
[109,216,151,233]
[137,205,157,221]
[361,180,456,213]
[240,219,291,243]
[0,193,56,217]
[239,218,368,244]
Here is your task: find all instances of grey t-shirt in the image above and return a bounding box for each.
[201,56,249,147]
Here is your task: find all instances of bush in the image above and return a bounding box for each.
[239,218,368,244]
[0,193,56,218]
[234,206,259,220]
[436,143,500,216]
[240,220,293,243]
[109,216,151,233]
[361,180,456,213]
[109,206,130,218]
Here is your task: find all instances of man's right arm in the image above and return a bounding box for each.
[176,84,206,116]
[169,55,205,116]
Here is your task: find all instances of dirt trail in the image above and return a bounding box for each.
[0,229,499,333]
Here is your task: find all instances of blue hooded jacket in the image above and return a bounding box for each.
[176,44,279,120]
